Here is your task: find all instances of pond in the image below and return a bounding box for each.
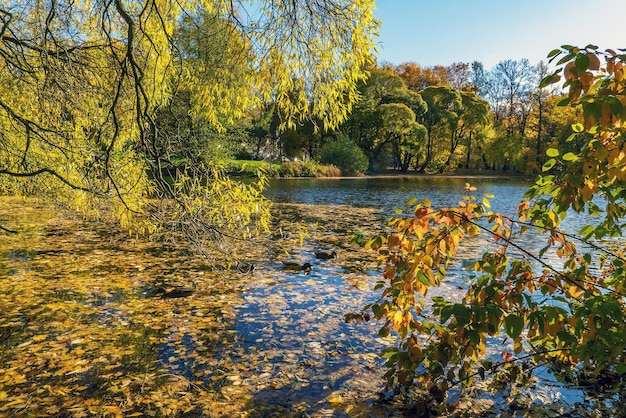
[253,176,621,414]
[265,176,531,213]
[0,177,622,417]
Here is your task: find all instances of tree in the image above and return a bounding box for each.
[0,0,378,247]
[152,13,256,168]
[470,61,488,97]
[446,91,491,169]
[415,86,462,172]
[381,86,429,171]
[487,59,537,136]
[342,67,426,170]
[394,62,472,92]
[447,62,473,91]
[394,62,448,91]
[348,45,626,410]
[376,103,422,171]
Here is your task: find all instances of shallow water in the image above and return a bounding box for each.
[259,177,624,414]
[0,178,623,417]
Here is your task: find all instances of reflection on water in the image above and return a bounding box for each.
[254,176,622,413]
[265,176,529,213]
[265,176,613,271]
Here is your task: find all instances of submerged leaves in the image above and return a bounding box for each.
[0,197,395,417]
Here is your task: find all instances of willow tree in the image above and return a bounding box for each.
[0,1,377,248]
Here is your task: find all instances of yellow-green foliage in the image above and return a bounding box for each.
[0,0,379,241]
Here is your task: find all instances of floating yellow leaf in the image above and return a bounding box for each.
[327,394,344,404]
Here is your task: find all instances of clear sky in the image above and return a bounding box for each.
[373,0,626,70]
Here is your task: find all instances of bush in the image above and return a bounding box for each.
[223,160,280,177]
[316,164,341,177]
[277,161,318,177]
[319,135,369,175]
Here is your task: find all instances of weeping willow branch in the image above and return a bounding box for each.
[0,168,93,192]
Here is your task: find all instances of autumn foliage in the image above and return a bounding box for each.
[349,45,626,405]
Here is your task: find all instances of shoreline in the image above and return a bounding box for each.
[274,170,534,181]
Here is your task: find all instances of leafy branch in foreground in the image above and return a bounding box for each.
[348,45,626,405]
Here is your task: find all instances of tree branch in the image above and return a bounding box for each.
[0,168,92,192]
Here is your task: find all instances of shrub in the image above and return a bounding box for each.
[316,164,341,177]
[277,161,318,177]
[319,135,369,175]
[223,160,280,177]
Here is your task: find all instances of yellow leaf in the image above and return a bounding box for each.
[569,285,584,299]
[2,398,27,408]
[327,395,344,404]
[582,184,593,202]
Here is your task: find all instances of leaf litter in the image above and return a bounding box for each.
[0,197,621,417]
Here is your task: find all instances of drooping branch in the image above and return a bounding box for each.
[0,168,92,193]
[0,8,11,39]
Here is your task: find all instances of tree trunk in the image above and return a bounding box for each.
[536,98,543,165]
[416,128,432,172]
[465,131,472,169]
[400,152,412,172]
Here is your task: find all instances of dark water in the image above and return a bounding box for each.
[265,176,604,263]
[264,176,531,215]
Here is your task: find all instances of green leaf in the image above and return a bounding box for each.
[608,96,624,116]
[557,97,571,107]
[547,48,561,58]
[452,304,471,326]
[504,314,524,339]
[381,347,398,358]
[372,303,382,316]
[417,270,431,286]
[440,305,454,323]
[542,158,557,172]
[539,73,561,88]
[562,152,579,162]
[572,123,584,133]
[546,148,560,157]
[556,53,575,66]
[575,53,590,72]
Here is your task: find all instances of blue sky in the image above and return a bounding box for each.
[373,0,626,70]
